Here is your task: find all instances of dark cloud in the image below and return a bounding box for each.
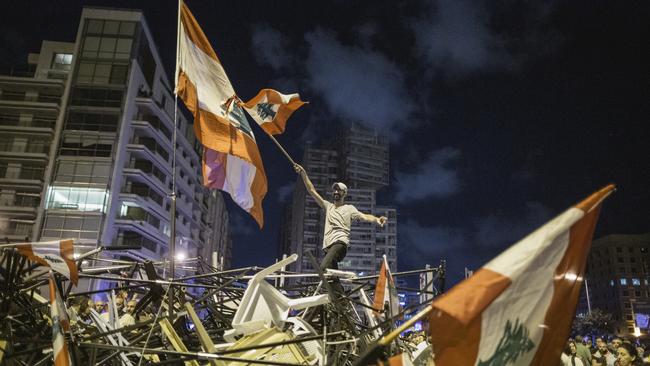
[399,200,554,284]
[395,147,461,202]
[250,25,417,136]
[410,0,561,76]
[411,0,509,74]
[250,24,292,71]
[303,29,415,133]
[473,201,553,248]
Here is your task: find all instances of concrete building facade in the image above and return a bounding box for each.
[0,8,230,269]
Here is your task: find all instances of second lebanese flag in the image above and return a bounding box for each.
[429,184,615,366]
[242,89,306,135]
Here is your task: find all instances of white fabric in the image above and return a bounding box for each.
[476,208,585,365]
[322,201,362,249]
[561,353,585,366]
[50,279,70,366]
[119,313,136,327]
[178,23,234,119]
[223,154,256,210]
[31,240,71,280]
[244,90,299,125]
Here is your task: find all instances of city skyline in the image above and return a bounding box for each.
[1,1,648,286]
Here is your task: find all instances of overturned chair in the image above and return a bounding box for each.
[224,254,330,342]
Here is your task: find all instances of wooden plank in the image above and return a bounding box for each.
[159,318,200,366]
[184,302,218,366]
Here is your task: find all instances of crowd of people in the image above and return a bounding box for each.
[562,335,650,366]
[65,289,153,332]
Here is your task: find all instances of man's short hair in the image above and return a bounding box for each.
[332,182,348,192]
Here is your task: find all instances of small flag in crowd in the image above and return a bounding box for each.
[428,184,615,366]
[373,255,400,319]
[17,239,78,285]
[49,273,71,366]
[176,1,267,227]
[242,89,306,135]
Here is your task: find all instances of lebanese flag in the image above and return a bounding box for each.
[176,1,267,228]
[17,239,78,285]
[373,256,400,319]
[429,184,615,366]
[49,273,71,366]
[242,89,306,135]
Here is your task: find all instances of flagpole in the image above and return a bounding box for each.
[169,0,182,318]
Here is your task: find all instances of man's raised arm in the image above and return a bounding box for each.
[294,164,326,208]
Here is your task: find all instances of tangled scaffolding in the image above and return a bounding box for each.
[0,245,445,365]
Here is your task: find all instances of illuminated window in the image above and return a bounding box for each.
[51,53,72,71]
[621,278,628,286]
[633,278,641,286]
[46,186,108,212]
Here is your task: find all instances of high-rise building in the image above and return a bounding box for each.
[283,123,397,275]
[0,41,74,242]
[584,233,650,337]
[0,8,230,269]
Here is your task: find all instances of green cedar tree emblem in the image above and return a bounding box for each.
[477,319,535,366]
[256,102,276,120]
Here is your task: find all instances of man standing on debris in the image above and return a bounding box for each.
[294,164,387,271]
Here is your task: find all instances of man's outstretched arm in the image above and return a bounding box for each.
[357,212,388,227]
[294,164,326,208]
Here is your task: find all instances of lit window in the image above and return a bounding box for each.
[633,278,641,286]
[610,280,615,287]
[46,186,108,212]
[52,53,73,71]
[621,278,628,286]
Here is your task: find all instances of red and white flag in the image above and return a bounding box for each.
[17,239,78,285]
[176,2,267,228]
[49,273,71,366]
[242,89,306,135]
[428,184,615,366]
[373,255,400,319]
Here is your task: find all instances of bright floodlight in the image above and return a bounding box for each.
[175,252,187,261]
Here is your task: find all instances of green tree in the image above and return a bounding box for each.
[572,309,615,336]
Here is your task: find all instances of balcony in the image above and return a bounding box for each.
[122,181,164,207]
[114,229,161,258]
[130,136,169,162]
[0,90,61,110]
[0,194,40,214]
[0,115,56,132]
[127,158,168,186]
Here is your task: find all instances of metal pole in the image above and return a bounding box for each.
[585,277,592,314]
[169,0,182,318]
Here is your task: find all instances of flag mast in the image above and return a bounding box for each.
[169,0,182,317]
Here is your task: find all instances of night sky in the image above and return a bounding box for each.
[2,1,648,285]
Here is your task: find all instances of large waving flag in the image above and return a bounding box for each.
[373,255,400,319]
[428,184,615,366]
[17,239,78,285]
[49,273,72,366]
[242,89,306,135]
[176,2,267,227]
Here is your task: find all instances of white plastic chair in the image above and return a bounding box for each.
[224,254,330,342]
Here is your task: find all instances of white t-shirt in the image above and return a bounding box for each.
[322,201,362,249]
[561,353,585,366]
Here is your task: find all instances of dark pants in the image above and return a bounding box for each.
[320,242,347,271]
[320,242,348,301]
